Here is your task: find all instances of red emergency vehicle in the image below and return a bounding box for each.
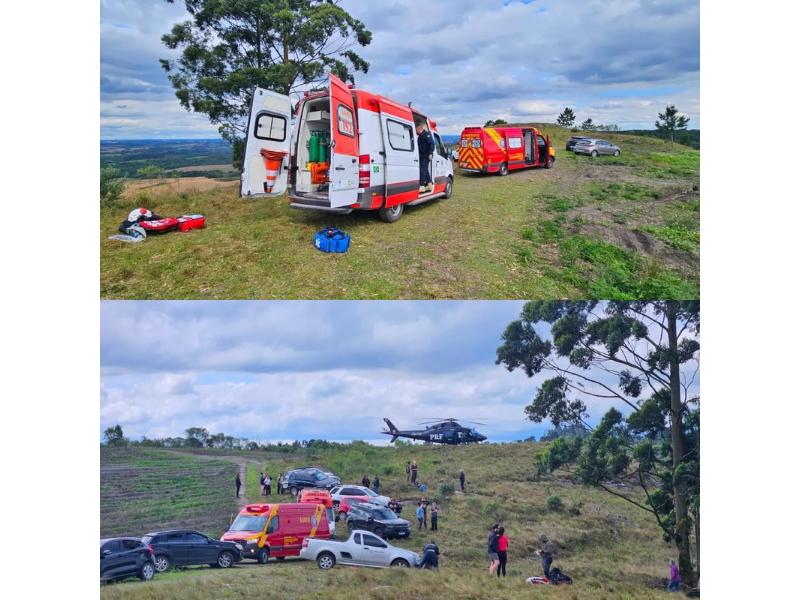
[221,502,331,563]
[241,74,455,223]
[458,126,555,175]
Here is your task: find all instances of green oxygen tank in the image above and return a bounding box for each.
[319,133,328,163]
[309,131,320,163]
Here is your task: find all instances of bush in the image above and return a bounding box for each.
[100,166,125,206]
[547,495,564,512]
[439,482,455,497]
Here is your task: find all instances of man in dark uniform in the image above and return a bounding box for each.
[416,123,435,192]
[235,472,242,498]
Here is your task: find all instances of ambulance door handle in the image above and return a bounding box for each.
[379,151,386,157]
[413,159,419,163]
[335,166,345,171]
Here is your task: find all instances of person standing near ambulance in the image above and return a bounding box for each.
[416,124,435,192]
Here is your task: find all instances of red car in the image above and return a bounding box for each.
[336,496,372,520]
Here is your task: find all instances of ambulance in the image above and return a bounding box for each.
[458,126,555,175]
[241,73,454,223]
[221,502,332,564]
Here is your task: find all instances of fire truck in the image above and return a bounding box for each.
[458,126,555,175]
[241,74,454,223]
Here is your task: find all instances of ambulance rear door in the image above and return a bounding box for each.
[328,74,359,208]
[241,88,292,197]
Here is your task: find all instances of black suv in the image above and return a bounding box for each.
[281,468,341,496]
[100,537,156,582]
[346,503,411,539]
[565,136,590,151]
[142,529,243,572]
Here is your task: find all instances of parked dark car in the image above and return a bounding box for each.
[565,136,590,151]
[280,467,341,497]
[142,529,243,572]
[100,537,156,582]
[345,503,411,539]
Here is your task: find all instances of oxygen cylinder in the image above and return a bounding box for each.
[319,133,328,163]
[309,132,320,163]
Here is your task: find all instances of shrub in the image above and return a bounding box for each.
[439,482,455,497]
[466,497,482,511]
[547,495,564,512]
[100,166,125,206]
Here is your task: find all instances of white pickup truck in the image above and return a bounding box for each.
[299,530,419,569]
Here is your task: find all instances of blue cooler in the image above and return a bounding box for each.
[314,227,351,253]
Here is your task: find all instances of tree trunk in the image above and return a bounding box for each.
[667,302,696,587]
[694,506,700,584]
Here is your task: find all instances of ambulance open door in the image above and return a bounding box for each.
[241,88,293,197]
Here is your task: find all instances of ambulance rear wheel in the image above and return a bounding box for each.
[545,157,554,169]
[379,203,404,223]
[444,177,453,198]
[499,163,508,176]
[257,548,270,564]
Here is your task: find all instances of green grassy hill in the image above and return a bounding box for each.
[100,130,699,300]
[101,442,680,599]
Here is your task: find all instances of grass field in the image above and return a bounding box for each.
[100,442,684,599]
[100,447,240,538]
[100,128,699,300]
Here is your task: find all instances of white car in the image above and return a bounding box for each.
[299,530,419,569]
[330,485,390,507]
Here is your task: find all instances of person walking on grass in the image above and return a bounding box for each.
[430,502,439,531]
[667,559,681,592]
[264,474,272,496]
[259,471,265,495]
[496,526,508,577]
[405,460,411,482]
[411,460,418,484]
[422,499,429,529]
[487,524,500,574]
[235,472,242,498]
[372,475,381,494]
[362,475,370,488]
[459,469,465,492]
[416,503,425,531]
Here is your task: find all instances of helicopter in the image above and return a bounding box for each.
[381,417,487,445]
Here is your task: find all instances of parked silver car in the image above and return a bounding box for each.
[299,530,420,569]
[573,138,620,157]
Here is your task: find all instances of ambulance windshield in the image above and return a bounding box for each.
[229,515,267,532]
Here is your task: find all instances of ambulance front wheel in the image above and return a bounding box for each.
[444,177,453,199]
[257,548,270,564]
[545,157,554,169]
[499,163,509,176]
[378,203,404,223]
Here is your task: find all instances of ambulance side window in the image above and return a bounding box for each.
[387,119,414,152]
[508,137,522,149]
[267,517,279,533]
[499,139,506,149]
[434,133,447,157]
[254,112,287,142]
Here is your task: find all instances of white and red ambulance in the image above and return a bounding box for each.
[240,74,454,223]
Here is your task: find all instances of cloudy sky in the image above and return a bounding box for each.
[100,0,700,138]
[100,301,699,444]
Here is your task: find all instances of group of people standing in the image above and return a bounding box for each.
[414,499,439,531]
[360,474,381,493]
[487,523,509,577]
[259,472,273,496]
